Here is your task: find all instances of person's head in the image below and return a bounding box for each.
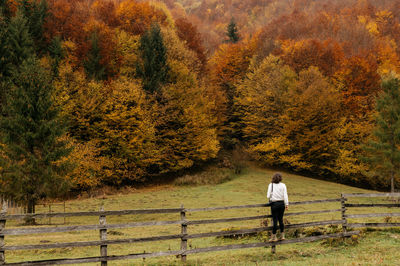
[271,172,282,184]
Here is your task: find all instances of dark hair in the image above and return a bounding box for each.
[271,173,282,184]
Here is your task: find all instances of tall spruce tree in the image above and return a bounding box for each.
[136,23,169,93]
[7,10,34,69]
[84,31,106,81]
[363,77,400,192]
[48,35,64,78]
[0,57,72,221]
[18,0,48,54]
[226,18,239,43]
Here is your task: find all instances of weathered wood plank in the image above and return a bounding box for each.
[185,204,267,212]
[3,231,360,265]
[186,215,269,225]
[285,209,341,217]
[185,199,341,213]
[184,231,360,255]
[1,220,183,236]
[347,223,400,228]
[342,193,400,198]
[290,199,342,205]
[185,220,344,240]
[0,202,7,265]
[180,204,187,262]
[345,203,400,208]
[99,207,107,266]
[1,208,184,220]
[3,250,183,265]
[1,234,183,251]
[345,213,400,219]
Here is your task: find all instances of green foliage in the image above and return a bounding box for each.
[48,35,64,77]
[84,31,106,81]
[363,77,400,192]
[0,57,72,213]
[226,18,239,43]
[136,23,169,93]
[6,10,34,72]
[18,0,49,54]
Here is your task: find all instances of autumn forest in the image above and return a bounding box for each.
[1,0,400,207]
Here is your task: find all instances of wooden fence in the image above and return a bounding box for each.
[342,193,400,230]
[0,197,361,265]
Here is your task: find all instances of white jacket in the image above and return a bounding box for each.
[267,182,289,206]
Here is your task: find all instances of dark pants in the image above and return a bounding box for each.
[271,201,285,234]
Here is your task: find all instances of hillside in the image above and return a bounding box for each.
[5,166,400,265]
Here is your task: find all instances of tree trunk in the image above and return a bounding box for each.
[24,199,36,225]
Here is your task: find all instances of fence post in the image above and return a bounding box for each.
[99,206,107,266]
[341,194,347,234]
[271,215,276,254]
[0,201,8,265]
[180,204,187,262]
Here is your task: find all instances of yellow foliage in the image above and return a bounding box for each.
[115,29,140,77]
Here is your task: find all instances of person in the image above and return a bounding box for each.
[267,172,289,242]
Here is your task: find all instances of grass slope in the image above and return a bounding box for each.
[4,166,400,265]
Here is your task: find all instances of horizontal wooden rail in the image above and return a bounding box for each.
[4,250,183,265]
[345,213,400,219]
[347,223,400,228]
[186,215,269,225]
[1,208,184,220]
[289,198,342,205]
[185,220,344,240]
[1,234,184,251]
[342,193,400,198]
[345,203,400,208]
[4,231,359,265]
[1,220,345,251]
[285,209,341,217]
[1,220,183,236]
[185,231,359,255]
[185,199,341,213]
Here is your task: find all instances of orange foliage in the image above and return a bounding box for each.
[334,55,381,115]
[116,0,168,35]
[175,17,207,71]
[279,39,344,77]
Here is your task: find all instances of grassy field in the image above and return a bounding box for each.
[3,166,400,265]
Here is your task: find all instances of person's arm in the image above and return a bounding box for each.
[283,184,289,209]
[267,183,272,199]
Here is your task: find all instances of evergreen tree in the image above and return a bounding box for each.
[18,0,48,54]
[48,35,64,78]
[136,23,169,93]
[0,57,72,221]
[84,31,106,81]
[363,77,400,192]
[0,0,12,21]
[226,18,240,43]
[7,10,34,69]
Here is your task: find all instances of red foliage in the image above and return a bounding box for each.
[175,17,207,71]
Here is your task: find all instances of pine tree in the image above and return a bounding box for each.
[84,31,106,81]
[136,23,169,93]
[7,10,34,69]
[0,0,12,21]
[226,18,239,43]
[0,57,72,222]
[48,35,64,77]
[363,77,400,192]
[18,0,48,54]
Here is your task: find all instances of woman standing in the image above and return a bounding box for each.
[267,172,289,242]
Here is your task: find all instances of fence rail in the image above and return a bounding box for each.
[1,194,398,265]
[342,193,400,230]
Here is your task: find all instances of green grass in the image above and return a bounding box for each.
[4,166,400,265]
